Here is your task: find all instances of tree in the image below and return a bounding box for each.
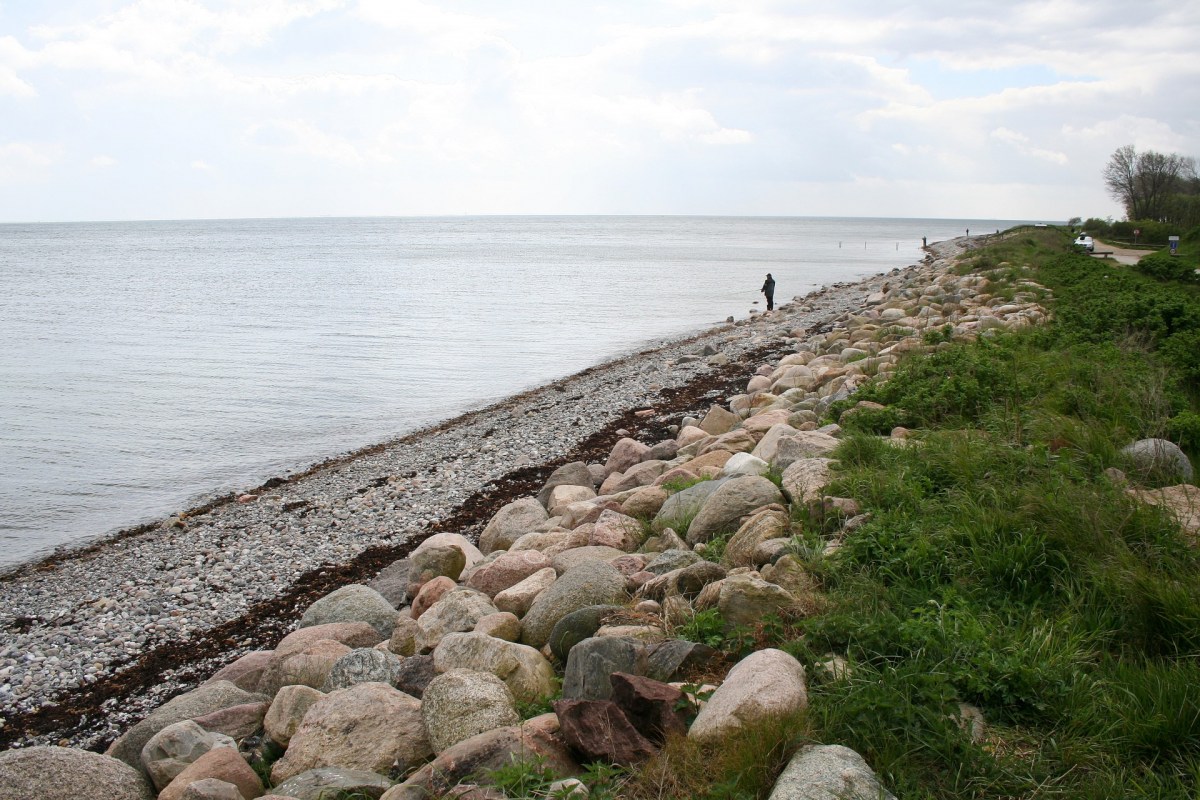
[1103,145,1197,221]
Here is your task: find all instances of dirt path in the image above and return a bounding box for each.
[1091,239,1146,266]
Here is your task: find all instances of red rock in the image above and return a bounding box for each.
[609,672,688,744]
[552,699,658,765]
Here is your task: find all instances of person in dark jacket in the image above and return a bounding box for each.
[761,273,776,311]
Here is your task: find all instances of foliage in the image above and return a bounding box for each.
[1103,144,1198,223]
[1135,249,1200,283]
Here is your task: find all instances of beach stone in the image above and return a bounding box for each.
[780,458,835,505]
[718,574,798,629]
[106,681,265,768]
[367,558,411,609]
[621,485,670,518]
[480,497,550,553]
[548,605,627,662]
[0,746,153,800]
[648,439,680,461]
[299,584,398,639]
[141,720,236,791]
[387,615,422,656]
[393,655,438,698]
[610,672,689,744]
[204,651,273,693]
[407,545,467,593]
[643,549,704,575]
[605,437,652,475]
[645,639,719,683]
[698,405,739,435]
[272,622,382,659]
[553,699,657,765]
[750,423,803,465]
[177,779,244,800]
[411,575,456,619]
[473,611,522,641]
[158,747,262,800]
[653,478,727,530]
[493,566,557,618]
[417,587,499,651]
[721,452,770,478]
[190,701,268,742]
[589,509,646,552]
[1127,484,1200,539]
[520,560,628,649]
[433,632,557,703]
[636,561,726,602]
[1122,438,1194,483]
[676,425,708,447]
[264,685,324,746]
[689,649,807,743]
[537,461,595,507]
[466,549,554,597]
[641,527,689,554]
[422,669,520,753]
[272,767,392,800]
[687,475,785,545]
[722,506,790,568]
[411,532,485,573]
[270,682,430,784]
[550,544,629,574]
[767,744,896,800]
[322,647,405,691]
[258,640,350,697]
[697,429,758,457]
[562,636,648,701]
[386,718,579,800]
[547,484,597,516]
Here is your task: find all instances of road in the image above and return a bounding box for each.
[1091,239,1145,266]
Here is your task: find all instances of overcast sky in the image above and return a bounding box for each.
[1,0,1197,223]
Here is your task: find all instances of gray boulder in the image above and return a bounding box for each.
[562,637,648,701]
[106,681,264,768]
[645,639,720,683]
[653,479,727,531]
[264,684,325,746]
[322,647,405,691]
[548,604,627,662]
[432,632,557,704]
[421,669,520,753]
[416,587,498,651]
[299,584,398,639]
[1122,438,1194,483]
[177,779,243,800]
[367,558,411,608]
[140,720,236,792]
[479,497,550,553]
[767,744,896,800]
[272,767,393,800]
[408,545,467,590]
[687,475,785,544]
[689,649,807,743]
[537,461,596,507]
[643,549,704,575]
[520,560,628,649]
[0,746,153,800]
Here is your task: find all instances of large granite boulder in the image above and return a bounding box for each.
[410,532,485,573]
[550,545,629,575]
[272,767,393,800]
[605,437,652,476]
[367,557,411,608]
[562,636,648,701]
[589,509,647,552]
[536,461,596,507]
[698,405,739,435]
[520,560,628,649]
[465,550,554,597]
[299,585,398,639]
[270,682,430,784]
[322,647,405,691]
[493,567,557,618]
[106,681,265,768]
[203,651,273,693]
[779,458,834,505]
[157,747,262,800]
[0,746,153,800]
[548,605,627,663]
[432,632,557,703]
[1122,438,1194,483]
[722,506,790,568]
[407,545,467,593]
[652,479,727,532]
[609,672,689,744]
[767,744,896,800]
[689,649,807,743]
[264,685,324,746]
[416,587,499,652]
[421,669,520,753]
[553,699,657,765]
[1127,484,1200,539]
[479,498,549,554]
[257,640,351,697]
[687,475,785,545]
[141,720,236,792]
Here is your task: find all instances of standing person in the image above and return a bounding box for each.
[761,273,775,311]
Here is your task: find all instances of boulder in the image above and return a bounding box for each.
[718,574,799,629]
[0,746,153,800]
[1122,438,1195,483]
[367,557,411,608]
[410,533,485,573]
[652,478,727,531]
[547,484,597,516]
[620,485,670,518]
[384,717,578,799]
[536,461,596,507]
[687,475,785,545]
[190,701,268,742]
[589,509,646,552]
[698,405,739,435]
[520,560,628,649]
[644,640,720,683]
[393,655,438,699]
[272,767,393,800]
[433,632,557,704]
[416,587,499,651]
[106,681,264,768]
[609,672,689,744]
[421,669,520,753]
[605,437,652,476]
[203,651,273,693]
[387,616,422,656]
[552,700,657,765]
[721,452,770,478]
[271,622,382,660]
[466,550,554,597]
[141,720,236,792]
[479,498,550,554]
[548,605,627,663]
[562,637,647,701]
[493,567,557,618]
[689,649,807,743]
[270,682,430,784]
[264,685,324,747]
[675,425,709,447]
[1127,484,1200,539]
[722,506,790,568]
[322,647,405,691]
[257,640,350,697]
[697,429,758,457]
[158,747,263,800]
[636,562,726,603]
[177,779,244,800]
[779,458,835,505]
[767,744,896,800]
[407,545,467,594]
[643,549,704,575]
[299,585,398,639]
[551,545,629,575]
[473,611,522,641]
[411,575,457,620]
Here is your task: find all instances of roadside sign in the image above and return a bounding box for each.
[1169,235,1180,255]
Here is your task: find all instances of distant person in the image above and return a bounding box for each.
[966,228,970,237]
[761,273,776,311]
[922,236,927,247]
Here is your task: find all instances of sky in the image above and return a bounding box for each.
[1,0,1197,223]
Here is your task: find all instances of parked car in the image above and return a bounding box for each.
[1074,234,1095,252]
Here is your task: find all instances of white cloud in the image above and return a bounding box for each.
[991,127,1068,165]
[91,155,117,168]
[0,142,57,179]
[190,159,213,171]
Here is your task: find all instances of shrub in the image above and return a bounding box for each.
[1135,250,1200,283]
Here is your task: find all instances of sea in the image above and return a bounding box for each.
[0,215,1038,568]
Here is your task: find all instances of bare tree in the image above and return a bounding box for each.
[1104,145,1197,220]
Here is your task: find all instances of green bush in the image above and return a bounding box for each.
[1135,250,1200,283]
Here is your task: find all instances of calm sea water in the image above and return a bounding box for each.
[0,216,1032,567]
